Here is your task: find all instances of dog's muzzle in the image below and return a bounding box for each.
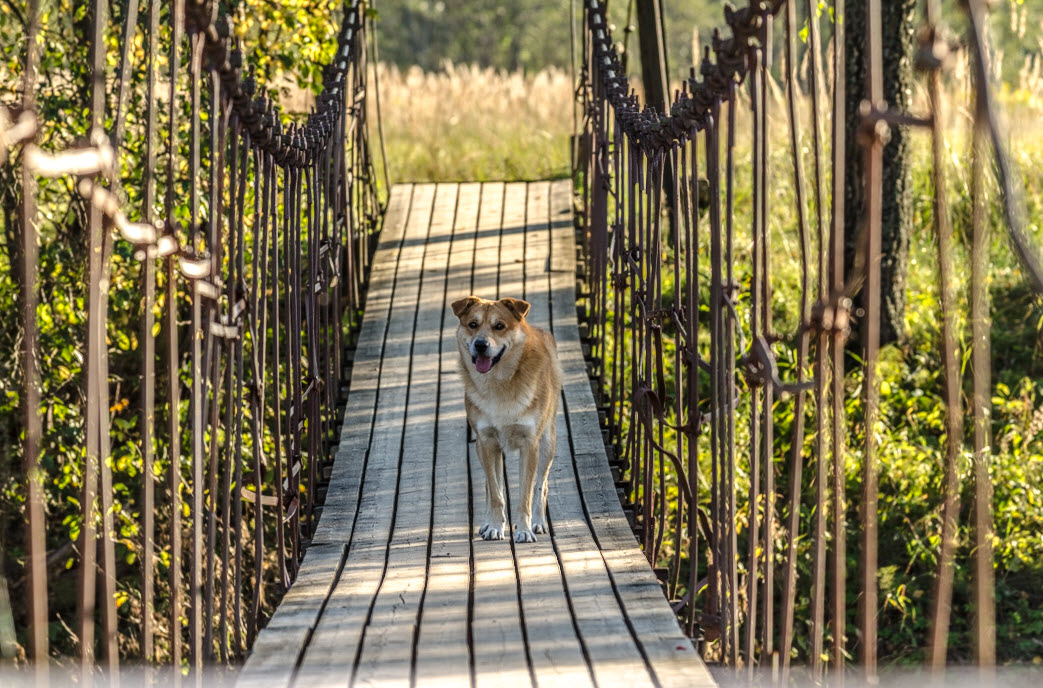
[471,343,505,374]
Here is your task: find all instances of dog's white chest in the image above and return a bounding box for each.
[469,386,535,428]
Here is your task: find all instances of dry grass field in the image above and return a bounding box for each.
[368,62,574,184]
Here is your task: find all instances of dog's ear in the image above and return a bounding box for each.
[499,298,531,321]
[452,296,481,318]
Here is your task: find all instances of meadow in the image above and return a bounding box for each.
[369,62,574,183]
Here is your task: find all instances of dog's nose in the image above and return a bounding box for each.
[474,339,489,354]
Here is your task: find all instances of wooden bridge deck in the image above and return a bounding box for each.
[238,181,715,688]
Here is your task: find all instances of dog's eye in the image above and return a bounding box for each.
[494,322,505,331]
[468,321,478,329]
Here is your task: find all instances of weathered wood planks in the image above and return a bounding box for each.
[239,181,716,688]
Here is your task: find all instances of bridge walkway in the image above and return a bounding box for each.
[238,180,715,688]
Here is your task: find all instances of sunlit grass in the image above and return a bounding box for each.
[368,62,573,184]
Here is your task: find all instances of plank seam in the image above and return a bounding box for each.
[502,183,538,688]
[558,391,662,688]
[466,444,477,688]
[544,178,664,688]
[410,183,464,687]
[289,543,349,676]
[539,187,600,688]
[349,184,438,686]
[465,183,484,688]
[285,184,417,688]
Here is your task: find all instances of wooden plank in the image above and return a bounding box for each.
[468,441,532,688]
[238,184,415,687]
[244,177,717,688]
[513,180,597,688]
[471,181,504,302]
[498,182,528,300]
[548,181,573,275]
[414,182,481,686]
[353,183,459,685]
[548,180,574,276]
[293,183,437,687]
[523,181,552,317]
[526,180,656,688]
[468,182,532,688]
[544,412,656,688]
[545,180,715,688]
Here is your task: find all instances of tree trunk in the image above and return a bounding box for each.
[635,0,670,112]
[844,0,916,346]
[635,0,676,237]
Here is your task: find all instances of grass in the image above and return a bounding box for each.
[368,62,574,184]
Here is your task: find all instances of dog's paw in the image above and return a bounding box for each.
[480,523,506,540]
[514,527,537,543]
[532,520,548,535]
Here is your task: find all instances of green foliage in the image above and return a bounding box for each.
[225,0,342,97]
[1,0,353,665]
[585,90,1043,666]
[372,1,572,74]
[369,0,720,85]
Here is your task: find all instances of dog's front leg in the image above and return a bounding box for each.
[513,440,541,543]
[476,434,507,540]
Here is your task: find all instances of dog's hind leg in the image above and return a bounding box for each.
[531,420,556,535]
[476,434,507,540]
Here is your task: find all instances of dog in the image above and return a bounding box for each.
[451,295,563,543]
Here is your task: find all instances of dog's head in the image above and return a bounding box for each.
[451,295,530,374]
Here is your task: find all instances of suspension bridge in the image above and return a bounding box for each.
[2,0,1038,684]
[237,180,714,687]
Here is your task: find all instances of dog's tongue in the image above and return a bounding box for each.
[475,355,494,374]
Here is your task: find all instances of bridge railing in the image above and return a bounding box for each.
[4,0,380,676]
[576,0,1041,679]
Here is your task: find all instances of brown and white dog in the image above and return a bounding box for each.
[451,295,563,543]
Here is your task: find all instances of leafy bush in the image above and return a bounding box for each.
[0,0,356,665]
